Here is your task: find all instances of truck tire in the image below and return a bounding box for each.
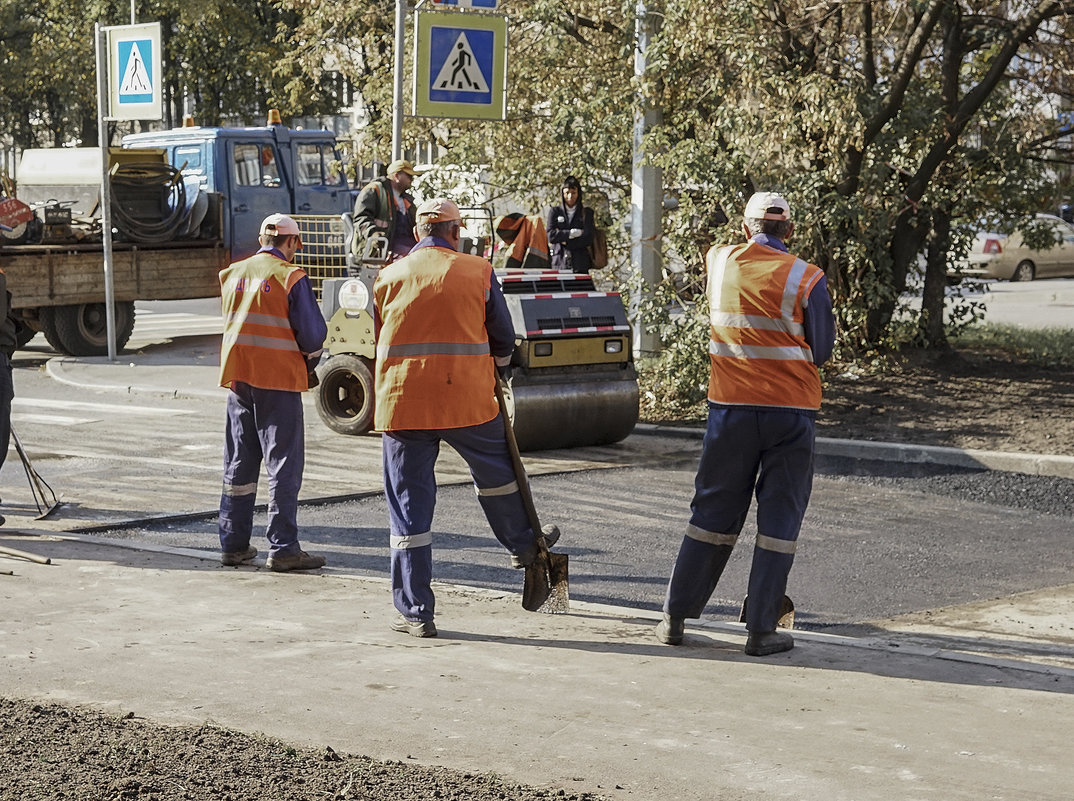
[43,301,136,356]
[314,354,375,436]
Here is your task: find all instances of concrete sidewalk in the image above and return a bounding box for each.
[1,530,1072,801]
[1,344,1071,799]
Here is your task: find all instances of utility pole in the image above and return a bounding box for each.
[630,1,664,357]
[392,0,406,161]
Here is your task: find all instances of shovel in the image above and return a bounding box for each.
[740,594,795,629]
[494,378,569,613]
[11,425,61,520]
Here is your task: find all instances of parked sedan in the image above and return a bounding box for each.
[950,214,1074,282]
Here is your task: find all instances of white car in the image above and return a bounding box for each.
[951,214,1074,282]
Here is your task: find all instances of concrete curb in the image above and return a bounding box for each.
[633,423,1074,480]
[41,359,1074,480]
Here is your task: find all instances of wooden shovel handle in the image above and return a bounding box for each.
[0,545,52,565]
[494,378,543,535]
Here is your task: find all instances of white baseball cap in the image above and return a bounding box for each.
[259,213,301,237]
[744,192,791,222]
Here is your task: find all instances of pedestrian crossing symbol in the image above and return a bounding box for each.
[106,21,162,121]
[415,10,507,121]
[431,31,491,97]
[118,40,154,104]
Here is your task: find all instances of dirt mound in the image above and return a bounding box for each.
[818,347,1074,457]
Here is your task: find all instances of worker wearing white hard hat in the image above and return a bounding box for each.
[217,213,327,573]
[656,191,835,656]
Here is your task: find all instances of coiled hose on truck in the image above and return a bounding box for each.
[109,162,189,244]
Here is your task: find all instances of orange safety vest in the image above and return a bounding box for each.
[494,213,551,270]
[373,246,498,431]
[705,242,824,411]
[218,251,309,392]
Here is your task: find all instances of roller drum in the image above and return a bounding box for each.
[508,368,639,451]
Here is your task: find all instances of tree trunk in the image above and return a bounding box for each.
[920,210,951,347]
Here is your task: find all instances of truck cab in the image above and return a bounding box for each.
[123,115,355,260]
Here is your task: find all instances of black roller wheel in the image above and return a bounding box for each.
[42,301,136,356]
[1011,260,1035,282]
[314,354,375,436]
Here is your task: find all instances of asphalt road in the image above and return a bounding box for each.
[5,300,1072,633]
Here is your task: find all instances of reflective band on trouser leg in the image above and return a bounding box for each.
[663,524,740,619]
[744,533,797,632]
[391,538,434,622]
[219,484,256,553]
[474,480,533,554]
[222,481,257,497]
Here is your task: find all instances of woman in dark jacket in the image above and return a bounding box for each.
[546,175,595,271]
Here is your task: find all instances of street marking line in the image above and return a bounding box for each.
[13,398,198,416]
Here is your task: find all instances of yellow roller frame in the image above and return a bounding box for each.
[519,335,630,368]
[324,308,376,360]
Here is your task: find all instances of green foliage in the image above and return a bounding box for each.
[952,323,1074,368]
[6,0,1073,413]
[634,281,710,423]
[0,0,340,149]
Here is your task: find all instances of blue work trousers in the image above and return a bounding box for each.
[0,354,12,475]
[664,406,815,632]
[218,383,305,557]
[383,414,535,622]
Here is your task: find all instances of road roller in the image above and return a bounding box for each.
[293,213,639,452]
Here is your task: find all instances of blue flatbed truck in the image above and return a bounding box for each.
[0,116,355,356]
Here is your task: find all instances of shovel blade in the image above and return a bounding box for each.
[523,550,569,613]
[739,595,795,629]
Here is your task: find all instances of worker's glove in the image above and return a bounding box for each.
[568,228,583,239]
[307,369,320,390]
[496,364,512,383]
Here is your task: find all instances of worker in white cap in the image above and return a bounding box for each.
[217,213,328,573]
[656,191,835,656]
[352,158,422,262]
[372,197,559,638]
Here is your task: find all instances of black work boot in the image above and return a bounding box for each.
[655,614,685,645]
[511,524,562,568]
[744,630,794,656]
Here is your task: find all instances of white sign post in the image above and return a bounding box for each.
[96,21,162,361]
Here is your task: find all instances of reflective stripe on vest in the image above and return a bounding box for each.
[373,247,499,431]
[219,252,309,392]
[376,341,491,359]
[706,243,823,410]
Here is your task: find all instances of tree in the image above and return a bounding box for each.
[0,0,342,152]
[639,0,1070,351]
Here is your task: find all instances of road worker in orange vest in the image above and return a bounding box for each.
[217,213,328,572]
[373,197,559,638]
[656,191,835,656]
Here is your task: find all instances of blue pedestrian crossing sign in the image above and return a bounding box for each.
[106,22,162,121]
[415,11,507,121]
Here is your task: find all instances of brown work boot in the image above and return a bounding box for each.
[221,545,257,566]
[390,614,437,638]
[744,630,794,656]
[265,550,326,572]
[655,614,685,645]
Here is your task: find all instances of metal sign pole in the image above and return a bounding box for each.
[392,0,406,161]
[95,23,118,362]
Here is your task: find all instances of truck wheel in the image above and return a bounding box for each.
[314,354,375,436]
[45,301,136,356]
